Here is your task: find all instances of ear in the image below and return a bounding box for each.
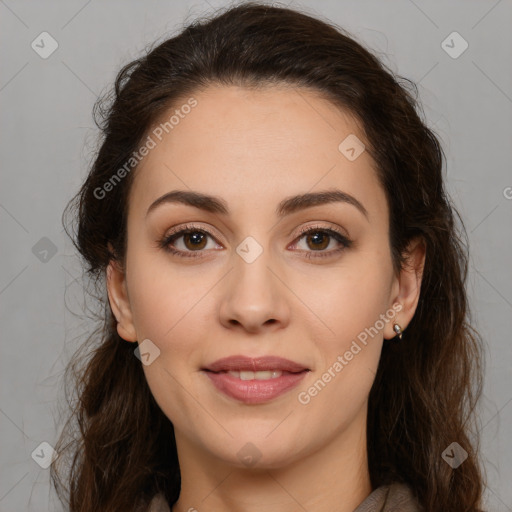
[106,243,137,343]
[384,236,426,340]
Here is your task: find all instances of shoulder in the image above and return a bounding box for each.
[354,482,423,512]
[385,482,424,511]
[148,493,171,512]
[149,484,423,512]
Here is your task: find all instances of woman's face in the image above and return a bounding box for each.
[107,84,420,470]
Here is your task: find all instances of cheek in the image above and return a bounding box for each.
[126,264,209,422]
[126,251,207,343]
[306,253,392,343]
[298,252,392,417]
[295,264,389,433]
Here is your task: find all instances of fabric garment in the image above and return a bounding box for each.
[150,482,423,511]
[353,482,423,512]
[149,493,170,512]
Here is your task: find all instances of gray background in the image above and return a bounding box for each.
[1,0,511,510]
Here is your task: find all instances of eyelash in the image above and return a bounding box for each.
[157,223,353,260]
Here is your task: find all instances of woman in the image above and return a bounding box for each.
[53,3,486,511]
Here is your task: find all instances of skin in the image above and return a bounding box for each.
[106,84,425,512]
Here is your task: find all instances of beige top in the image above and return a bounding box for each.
[353,482,423,511]
[150,482,422,511]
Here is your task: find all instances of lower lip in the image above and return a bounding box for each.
[203,370,309,404]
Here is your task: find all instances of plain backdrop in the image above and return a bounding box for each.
[1,0,511,510]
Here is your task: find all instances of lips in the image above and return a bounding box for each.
[201,355,310,404]
[202,355,309,373]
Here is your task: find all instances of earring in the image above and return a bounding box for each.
[393,323,403,340]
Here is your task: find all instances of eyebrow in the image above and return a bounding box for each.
[146,188,369,220]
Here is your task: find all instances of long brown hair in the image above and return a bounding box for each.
[54,2,486,510]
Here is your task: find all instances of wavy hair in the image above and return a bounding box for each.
[54,2,486,510]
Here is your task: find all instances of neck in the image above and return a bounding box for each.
[171,408,372,512]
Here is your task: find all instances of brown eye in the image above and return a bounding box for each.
[159,223,352,260]
[293,226,353,259]
[304,231,330,251]
[159,225,221,259]
[182,231,208,251]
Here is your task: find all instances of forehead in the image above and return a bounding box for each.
[128,84,387,223]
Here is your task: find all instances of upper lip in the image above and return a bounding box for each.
[202,355,309,373]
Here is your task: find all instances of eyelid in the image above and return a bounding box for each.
[164,222,223,242]
[293,221,349,239]
[163,221,349,244]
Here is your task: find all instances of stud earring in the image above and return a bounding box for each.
[393,323,403,340]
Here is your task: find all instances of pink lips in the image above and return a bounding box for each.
[202,355,310,404]
[203,355,309,373]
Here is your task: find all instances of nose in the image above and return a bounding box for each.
[218,245,290,334]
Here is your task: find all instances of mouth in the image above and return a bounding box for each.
[201,355,310,404]
[202,355,310,373]
[205,369,302,380]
